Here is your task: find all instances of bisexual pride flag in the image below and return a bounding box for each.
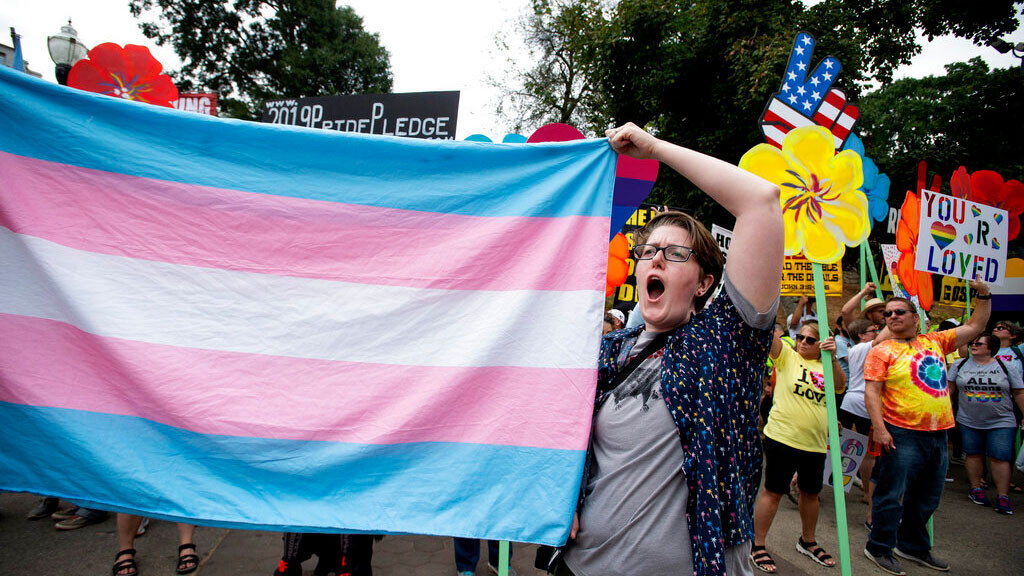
[0,66,615,545]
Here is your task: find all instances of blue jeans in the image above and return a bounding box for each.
[453,538,510,573]
[866,425,947,557]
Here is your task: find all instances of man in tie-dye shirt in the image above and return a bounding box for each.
[862,286,990,575]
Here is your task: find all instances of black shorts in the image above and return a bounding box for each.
[839,409,872,435]
[763,435,827,495]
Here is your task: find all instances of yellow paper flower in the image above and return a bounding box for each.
[740,125,868,263]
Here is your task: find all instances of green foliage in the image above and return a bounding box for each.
[858,58,1024,194]
[495,0,613,135]
[129,0,393,119]
[500,0,1022,222]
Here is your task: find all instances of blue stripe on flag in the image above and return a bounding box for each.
[0,402,581,545]
[0,67,616,219]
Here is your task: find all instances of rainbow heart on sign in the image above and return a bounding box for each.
[930,222,956,249]
[964,233,973,245]
[993,238,1001,250]
[971,205,982,218]
[994,213,1004,224]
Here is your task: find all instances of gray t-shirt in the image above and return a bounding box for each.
[949,358,1024,430]
[564,278,769,576]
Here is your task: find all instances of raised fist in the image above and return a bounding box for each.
[759,32,859,151]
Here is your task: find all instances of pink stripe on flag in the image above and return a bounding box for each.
[0,314,595,451]
[0,151,607,292]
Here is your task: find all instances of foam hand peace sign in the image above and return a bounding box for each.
[759,32,859,150]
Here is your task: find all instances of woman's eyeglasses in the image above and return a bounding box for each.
[970,340,986,347]
[794,334,818,345]
[882,309,913,318]
[994,324,1009,331]
[632,244,695,262]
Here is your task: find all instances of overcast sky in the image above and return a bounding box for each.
[2,1,1022,139]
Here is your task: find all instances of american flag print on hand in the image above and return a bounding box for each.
[759,32,859,151]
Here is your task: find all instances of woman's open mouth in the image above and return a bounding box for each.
[646,276,665,300]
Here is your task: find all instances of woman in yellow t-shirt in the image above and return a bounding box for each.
[750,322,845,573]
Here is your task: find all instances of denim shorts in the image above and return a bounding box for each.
[959,424,1017,461]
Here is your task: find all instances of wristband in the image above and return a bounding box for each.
[975,293,992,300]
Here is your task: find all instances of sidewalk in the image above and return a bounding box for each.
[2,459,1022,575]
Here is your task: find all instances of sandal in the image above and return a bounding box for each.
[1011,483,1023,494]
[112,549,138,576]
[797,538,835,567]
[176,543,199,575]
[750,545,778,573]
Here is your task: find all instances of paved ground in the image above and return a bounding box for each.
[3,460,1023,575]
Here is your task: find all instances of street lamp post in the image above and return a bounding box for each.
[988,38,1024,68]
[47,19,88,85]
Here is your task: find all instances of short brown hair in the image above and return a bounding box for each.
[848,318,875,340]
[633,211,724,312]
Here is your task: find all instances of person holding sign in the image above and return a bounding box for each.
[750,323,844,573]
[556,124,782,576]
[947,333,1024,515]
[863,283,991,575]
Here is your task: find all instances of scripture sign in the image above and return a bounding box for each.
[780,255,842,296]
[262,91,459,140]
[824,429,869,493]
[915,189,1008,285]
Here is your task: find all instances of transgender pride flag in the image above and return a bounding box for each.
[0,66,615,545]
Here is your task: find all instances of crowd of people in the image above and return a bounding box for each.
[12,125,1024,576]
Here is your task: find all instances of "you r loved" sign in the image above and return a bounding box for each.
[915,189,1008,285]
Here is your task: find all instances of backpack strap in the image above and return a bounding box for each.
[995,357,1010,378]
[1011,345,1024,365]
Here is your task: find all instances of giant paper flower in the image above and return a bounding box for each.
[842,134,890,227]
[740,125,868,263]
[894,162,939,311]
[67,43,178,107]
[606,233,630,296]
[967,170,1024,242]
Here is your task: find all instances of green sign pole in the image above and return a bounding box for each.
[813,263,851,576]
[860,243,868,299]
[498,541,509,576]
[863,242,883,300]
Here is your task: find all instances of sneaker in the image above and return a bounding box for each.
[136,517,151,536]
[54,515,102,530]
[894,548,949,571]
[487,564,518,576]
[949,454,965,466]
[26,498,58,520]
[995,495,1014,515]
[456,572,476,576]
[49,506,78,521]
[968,487,991,506]
[863,549,906,575]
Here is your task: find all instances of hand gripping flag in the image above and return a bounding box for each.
[0,66,616,545]
[759,32,859,150]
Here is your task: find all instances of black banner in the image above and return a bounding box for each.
[262,91,459,140]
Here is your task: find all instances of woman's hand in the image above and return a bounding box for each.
[606,123,660,160]
[820,336,837,353]
[570,512,579,540]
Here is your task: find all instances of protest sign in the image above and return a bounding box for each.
[915,189,1008,285]
[173,93,218,116]
[824,429,869,493]
[781,256,842,296]
[263,91,459,139]
[711,224,732,256]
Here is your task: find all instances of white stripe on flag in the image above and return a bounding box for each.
[836,112,857,130]
[762,124,788,147]
[767,99,814,131]
[0,228,603,370]
[815,100,841,122]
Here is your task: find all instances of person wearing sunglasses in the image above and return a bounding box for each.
[555,124,782,576]
[750,322,844,573]
[946,333,1024,515]
[862,282,991,575]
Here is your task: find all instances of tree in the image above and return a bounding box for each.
[498,0,1022,222]
[858,58,1024,193]
[493,0,613,135]
[129,0,393,119]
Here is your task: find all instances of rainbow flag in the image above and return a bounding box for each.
[0,66,615,544]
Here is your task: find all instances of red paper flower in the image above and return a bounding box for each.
[895,161,939,311]
[67,43,178,107]
[967,170,1024,242]
[606,233,630,297]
